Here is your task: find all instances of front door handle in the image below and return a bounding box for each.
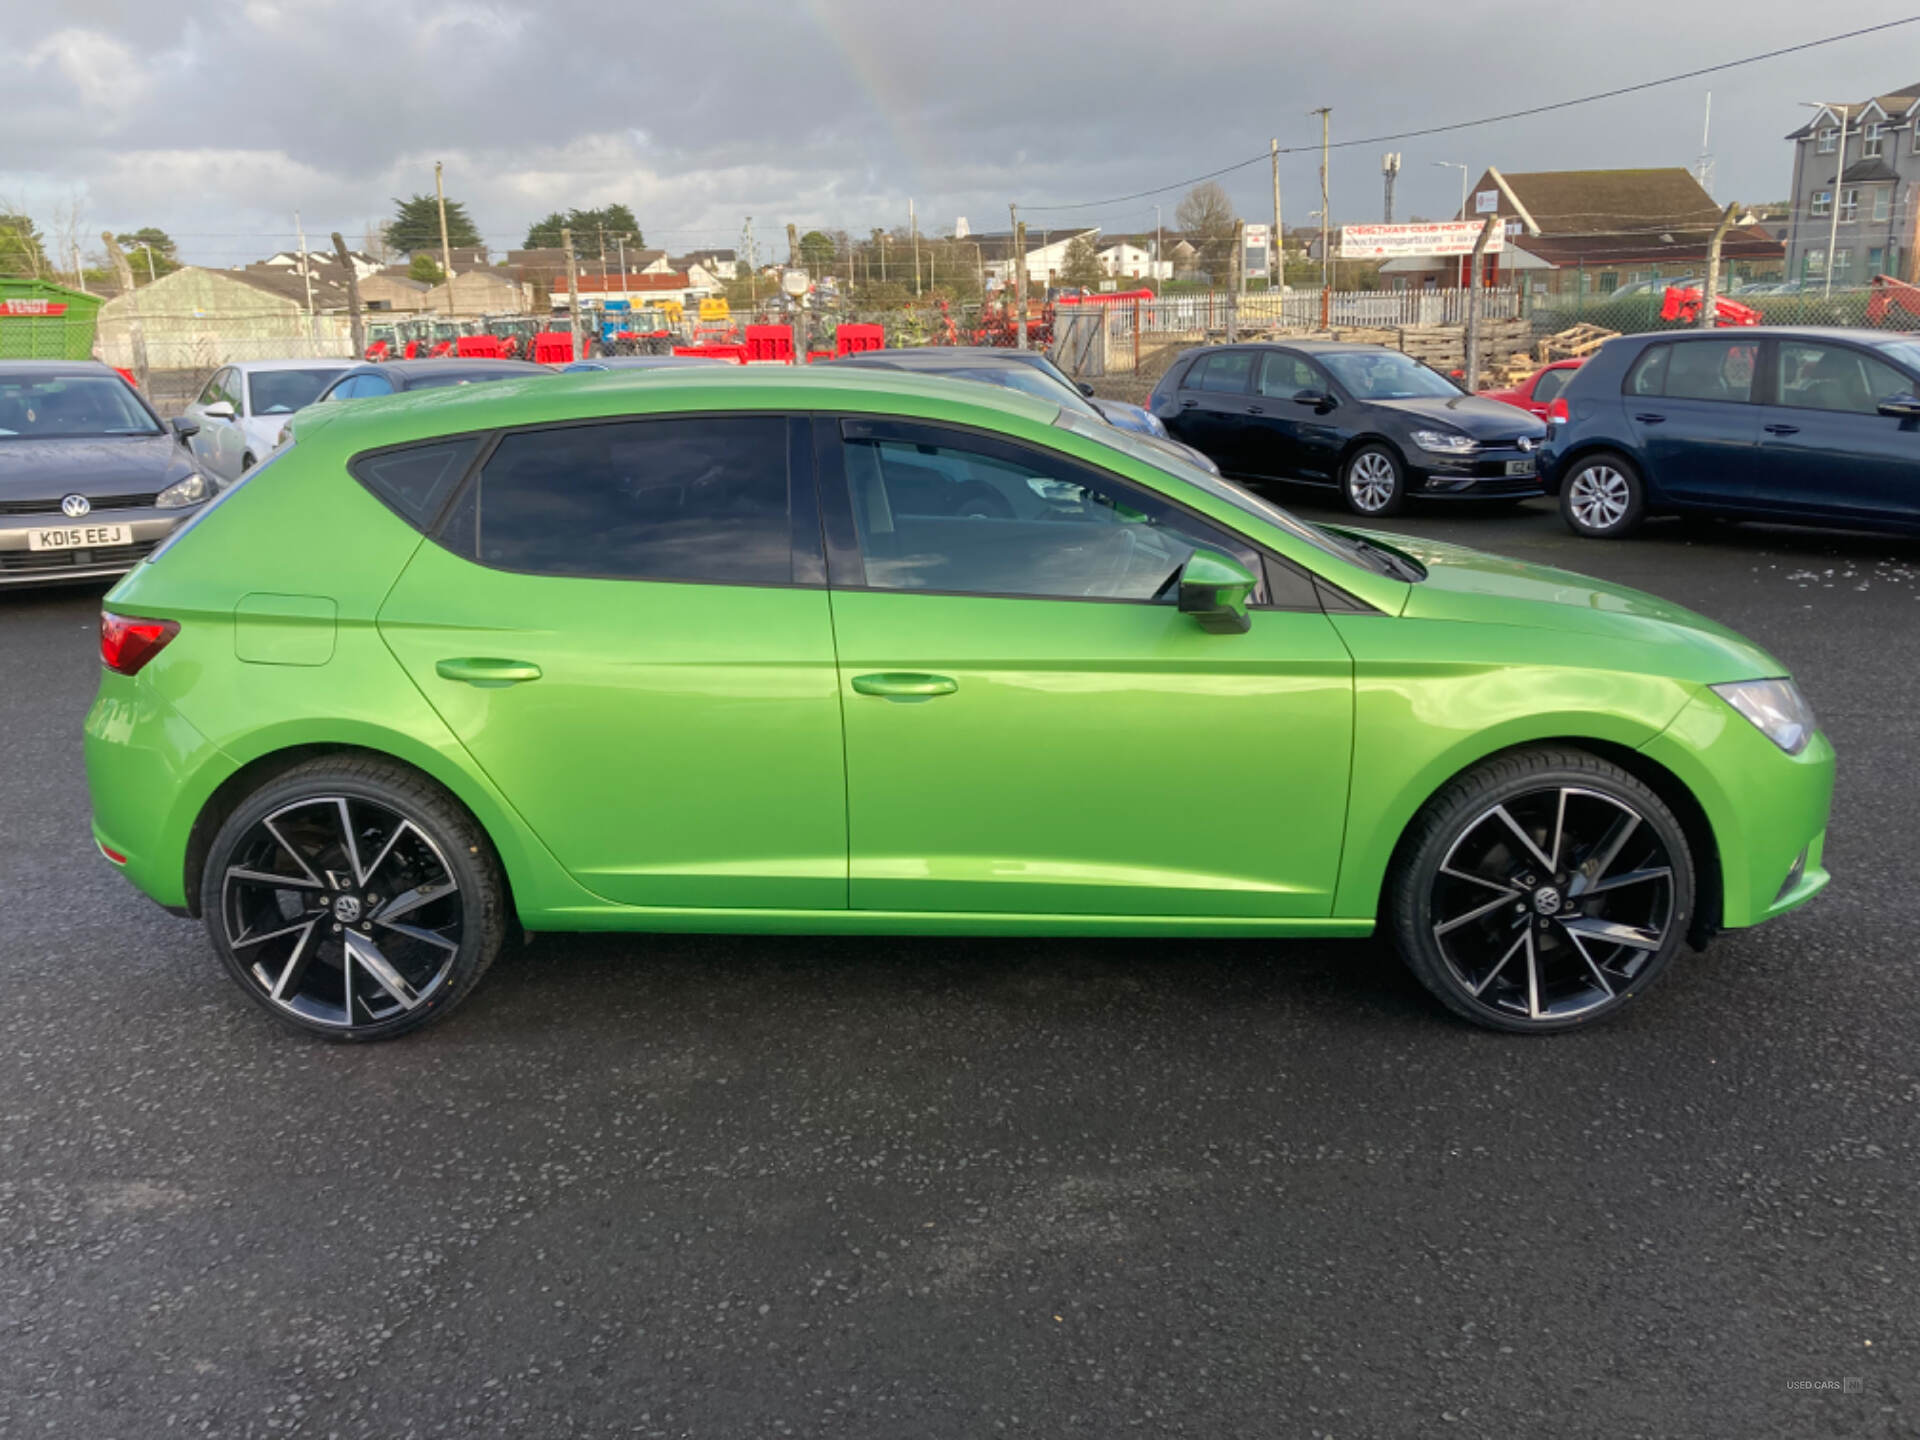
[1764,423,1801,435]
[1246,404,1265,415]
[851,672,958,699]
[436,657,543,687]
[1633,412,1667,424]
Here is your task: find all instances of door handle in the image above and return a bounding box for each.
[1764,423,1801,435]
[851,672,958,699]
[1633,413,1667,424]
[1246,405,1265,415]
[1179,399,1199,409]
[435,657,543,687]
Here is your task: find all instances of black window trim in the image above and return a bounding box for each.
[1188,347,1256,397]
[822,413,1334,613]
[1621,335,1769,407]
[1772,337,1919,415]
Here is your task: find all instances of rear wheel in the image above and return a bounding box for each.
[1561,452,1645,538]
[1388,747,1694,1034]
[199,757,506,1041]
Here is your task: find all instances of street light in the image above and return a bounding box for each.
[1432,161,1470,219]
[1800,100,1848,298]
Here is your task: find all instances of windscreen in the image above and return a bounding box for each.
[0,375,160,438]
[1320,350,1462,401]
[247,369,347,415]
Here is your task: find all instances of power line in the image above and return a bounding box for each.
[1018,15,1920,212]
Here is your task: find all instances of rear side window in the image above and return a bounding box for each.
[1630,339,1757,404]
[351,437,483,530]
[1531,368,1571,404]
[466,417,791,584]
[1190,352,1253,393]
[1625,346,1669,397]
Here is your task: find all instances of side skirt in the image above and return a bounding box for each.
[517,907,1378,940]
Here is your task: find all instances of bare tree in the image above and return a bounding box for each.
[1175,181,1237,284]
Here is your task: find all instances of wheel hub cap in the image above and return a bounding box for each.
[1532,885,1563,915]
[332,894,363,924]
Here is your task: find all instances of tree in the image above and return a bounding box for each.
[0,211,49,278]
[116,227,179,284]
[407,253,446,284]
[1175,181,1237,283]
[1060,235,1104,288]
[385,193,479,257]
[523,205,641,259]
[798,229,836,272]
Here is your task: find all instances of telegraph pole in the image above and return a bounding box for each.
[434,160,455,316]
[910,198,921,296]
[1311,107,1332,324]
[1463,214,1499,391]
[1271,138,1283,288]
[1010,204,1028,350]
[294,210,316,347]
[101,232,146,387]
[562,227,583,360]
[1700,202,1739,328]
[331,231,365,359]
[1381,152,1401,224]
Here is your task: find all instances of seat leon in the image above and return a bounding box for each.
[85,368,1833,1040]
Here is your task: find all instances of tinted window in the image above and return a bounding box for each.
[1626,345,1670,396]
[0,375,160,438]
[1531,368,1570,404]
[1258,352,1321,397]
[1190,352,1253,393]
[351,438,483,529]
[1659,340,1757,403]
[474,417,790,583]
[328,374,393,400]
[843,432,1260,602]
[248,369,347,415]
[1776,341,1914,415]
[407,371,516,392]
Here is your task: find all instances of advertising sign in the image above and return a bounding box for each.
[0,300,69,317]
[1475,189,1499,214]
[1337,222,1505,260]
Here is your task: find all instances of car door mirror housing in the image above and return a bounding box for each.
[202,401,236,421]
[1176,548,1257,634]
[169,416,200,443]
[1077,381,1096,397]
[1875,393,1920,419]
[1293,388,1333,410]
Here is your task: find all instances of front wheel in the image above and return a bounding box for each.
[1561,453,1645,538]
[1388,747,1695,1034]
[1343,444,1406,517]
[199,756,507,1041]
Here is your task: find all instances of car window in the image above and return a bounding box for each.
[1776,341,1914,415]
[841,431,1261,602]
[248,368,347,416]
[351,438,484,529]
[469,417,791,584]
[1257,352,1321,398]
[1189,352,1253,394]
[1319,350,1460,400]
[0,374,162,438]
[194,371,224,407]
[1625,345,1670,396]
[1658,340,1757,404]
[333,374,394,400]
[1531,368,1570,404]
[407,372,515,391]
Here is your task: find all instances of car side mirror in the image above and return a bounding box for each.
[202,401,236,422]
[1176,548,1257,634]
[1077,381,1096,397]
[169,417,200,443]
[1876,393,1920,419]
[1292,388,1333,409]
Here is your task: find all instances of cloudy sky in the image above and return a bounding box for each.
[7,0,1914,268]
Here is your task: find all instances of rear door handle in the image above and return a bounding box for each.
[851,672,958,699]
[436,657,543,687]
[1633,413,1666,424]
[1764,423,1801,435]
[1246,404,1265,415]
[1179,399,1199,409]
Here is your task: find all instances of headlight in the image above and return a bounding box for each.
[1411,429,1478,454]
[1141,410,1169,438]
[155,473,210,509]
[1711,678,1817,755]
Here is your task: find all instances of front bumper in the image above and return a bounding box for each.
[0,506,196,586]
[1411,446,1545,499]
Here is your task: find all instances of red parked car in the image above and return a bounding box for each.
[1480,358,1583,419]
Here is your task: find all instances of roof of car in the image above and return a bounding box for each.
[834,348,1050,371]
[563,356,728,370]
[226,358,359,373]
[361,358,549,377]
[0,359,119,374]
[1605,326,1919,349]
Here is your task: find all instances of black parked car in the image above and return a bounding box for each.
[1540,326,1920,539]
[313,358,549,404]
[0,361,212,587]
[1148,341,1547,516]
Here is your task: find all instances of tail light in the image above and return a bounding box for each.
[1546,396,1570,425]
[100,612,179,676]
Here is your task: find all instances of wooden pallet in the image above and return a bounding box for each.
[1538,323,1618,362]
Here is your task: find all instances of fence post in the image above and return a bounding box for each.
[101,232,146,388]
[1462,215,1498,391]
[1699,202,1739,329]
[331,232,365,359]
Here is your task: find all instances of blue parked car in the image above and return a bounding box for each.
[1542,327,1920,539]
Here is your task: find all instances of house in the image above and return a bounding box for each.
[1094,237,1172,280]
[256,249,384,281]
[672,248,739,280]
[965,228,1101,285]
[1782,83,1919,284]
[1379,167,1784,296]
[422,269,530,318]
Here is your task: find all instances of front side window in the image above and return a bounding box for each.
[842,429,1261,602]
[1659,340,1758,404]
[468,417,791,584]
[1189,351,1253,393]
[194,372,224,407]
[1776,341,1914,415]
[1257,352,1323,397]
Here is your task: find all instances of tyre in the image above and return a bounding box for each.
[1342,443,1406,517]
[1387,747,1694,1034]
[199,755,507,1041]
[1560,452,1645,538]
[241,453,256,473]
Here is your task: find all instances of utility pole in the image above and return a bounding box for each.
[562,227,583,361]
[1824,103,1848,299]
[1381,153,1401,224]
[101,232,146,388]
[1011,204,1028,350]
[1228,220,1245,341]
[294,210,316,349]
[72,244,87,296]
[1463,214,1498,392]
[1154,203,1163,287]
[1699,201,1739,329]
[910,199,921,297]
[434,160,455,317]
[1311,107,1332,326]
[1271,138,1283,289]
[332,231,365,359]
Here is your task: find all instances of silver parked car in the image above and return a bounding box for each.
[179,358,356,483]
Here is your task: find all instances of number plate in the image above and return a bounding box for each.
[1504,459,1537,477]
[27,523,129,552]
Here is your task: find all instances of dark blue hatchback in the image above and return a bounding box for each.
[1540,327,1920,538]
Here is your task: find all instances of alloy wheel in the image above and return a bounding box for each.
[1347,451,1398,513]
[1428,785,1675,1023]
[1568,465,1632,531]
[220,795,464,1029]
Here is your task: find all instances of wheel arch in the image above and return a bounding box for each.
[1549,440,1661,505]
[1337,432,1408,475]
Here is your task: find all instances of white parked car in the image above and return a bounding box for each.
[180,359,356,483]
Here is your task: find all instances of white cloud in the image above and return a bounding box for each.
[28,27,151,111]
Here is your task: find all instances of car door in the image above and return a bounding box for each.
[820,417,1354,919]
[376,415,849,911]
[1252,351,1346,482]
[185,368,242,482]
[1621,338,1762,505]
[1168,350,1255,472]
[1745,338,1920,525]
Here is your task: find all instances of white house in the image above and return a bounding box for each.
[972,228,1102,284]
[1096,241,1171,281]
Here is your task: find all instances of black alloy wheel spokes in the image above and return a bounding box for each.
[221,796,463,1028]
[1429,786,1675,1022]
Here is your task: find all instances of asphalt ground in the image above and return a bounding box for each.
[2,495,1916,1439]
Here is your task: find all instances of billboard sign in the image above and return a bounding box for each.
[1337,221,1505,260]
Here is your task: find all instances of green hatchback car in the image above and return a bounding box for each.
[84,368,1833,1040]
